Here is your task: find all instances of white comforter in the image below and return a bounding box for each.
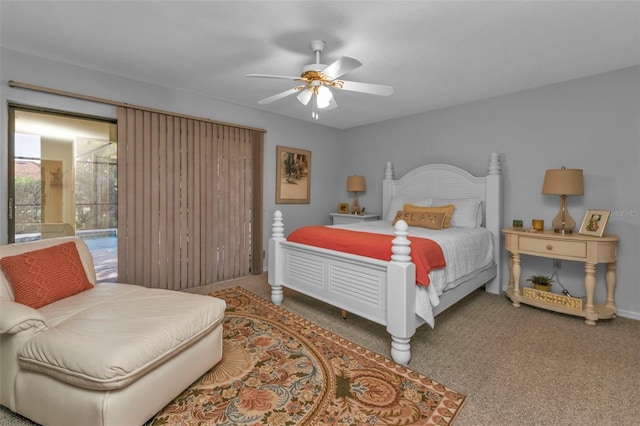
[330,220,494,327]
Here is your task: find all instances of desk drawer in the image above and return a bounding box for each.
[332,217,358,225]
[519,237,586,258]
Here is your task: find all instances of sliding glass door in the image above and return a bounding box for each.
[8,105,118,282]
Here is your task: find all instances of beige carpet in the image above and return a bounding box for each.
[197,274,640,426]
[2,273,639,425]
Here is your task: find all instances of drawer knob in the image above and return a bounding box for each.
[546,244,553,250]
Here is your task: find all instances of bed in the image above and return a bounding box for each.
[268,153,502,365]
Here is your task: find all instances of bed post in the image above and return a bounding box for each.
[268,210,286,305]
[386,220,416,366]
[382,161,394,220]
[485,152,502,294]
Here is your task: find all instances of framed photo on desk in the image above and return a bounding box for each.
[579,209,610,237]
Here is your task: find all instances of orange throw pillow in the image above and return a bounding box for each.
[404,203,455,228]
[0,242,93,309]
[392,210,446,230]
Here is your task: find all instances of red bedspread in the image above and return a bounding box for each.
[287,226,446,287]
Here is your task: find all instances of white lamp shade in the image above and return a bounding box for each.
[316,86,333,109]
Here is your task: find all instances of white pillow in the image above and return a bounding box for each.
[385,197,433,221]
[433,198,483,228]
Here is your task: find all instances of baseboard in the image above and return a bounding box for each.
[616,308,640,321]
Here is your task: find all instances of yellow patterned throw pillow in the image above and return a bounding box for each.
[392,210,446,230]
[403,203,455,228]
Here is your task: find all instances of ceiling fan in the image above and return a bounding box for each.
[247,40,394,119]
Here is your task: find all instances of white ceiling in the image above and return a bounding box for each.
[2,1,639,130]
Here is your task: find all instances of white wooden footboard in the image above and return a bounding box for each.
[268,211,417,365]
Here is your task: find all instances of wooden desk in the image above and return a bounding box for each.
[503,228,619,325]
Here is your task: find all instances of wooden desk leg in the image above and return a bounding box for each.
[605,262,617,317]
[507,253,514,292]
[511,252,521,307]
[584,262,597,325]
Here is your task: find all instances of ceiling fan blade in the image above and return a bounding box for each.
[246,73,301,80]
[321,56,362,80]
[297,88,313,105]
[338,80,394,96]
[257,87,299,105]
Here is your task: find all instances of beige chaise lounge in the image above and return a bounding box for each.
[0,236,226,426]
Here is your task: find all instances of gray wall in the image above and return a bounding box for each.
[340,66,640,319]
[2,48,638,319]
[0,48,345,267]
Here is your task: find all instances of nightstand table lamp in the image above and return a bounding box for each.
[347,175,366,215]
[542,167,584,234]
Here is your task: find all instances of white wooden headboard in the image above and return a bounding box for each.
[382,152,503,293]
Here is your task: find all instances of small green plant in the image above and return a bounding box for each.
[526,275,553,287]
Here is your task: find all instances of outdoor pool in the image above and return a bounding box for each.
[81,235,117,250]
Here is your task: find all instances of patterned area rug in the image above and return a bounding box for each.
[146,287,466,425]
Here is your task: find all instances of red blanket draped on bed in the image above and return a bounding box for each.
[287,226,446,286]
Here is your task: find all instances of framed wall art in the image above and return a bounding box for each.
[276,146,311,204]
[579,209,610,237]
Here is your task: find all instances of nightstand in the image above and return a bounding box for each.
[330,213,380,225]
[503,228,619,325]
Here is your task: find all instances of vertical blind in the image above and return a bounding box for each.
[117,107,263,290]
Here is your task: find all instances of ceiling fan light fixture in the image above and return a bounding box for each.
[297,88,313,106]
[316,86,333,109]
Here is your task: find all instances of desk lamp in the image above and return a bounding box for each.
[346,175,366,215]
[542,167,584,234]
